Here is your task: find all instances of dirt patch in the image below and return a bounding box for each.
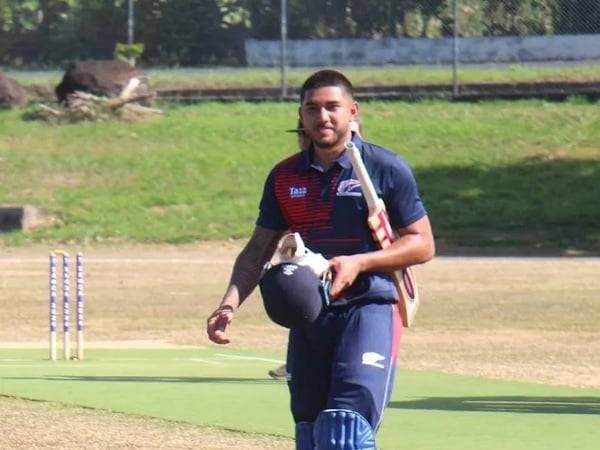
[1,245,599,388]
[0,396,292,449]
[400,329,600,389]
[1,243,599,447]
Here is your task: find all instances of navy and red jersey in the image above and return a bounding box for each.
[257,135,427,304]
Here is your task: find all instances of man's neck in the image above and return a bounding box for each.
[313,132,352,170]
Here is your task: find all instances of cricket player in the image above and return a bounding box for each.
[268,118,363,381]
[207,69,435,449]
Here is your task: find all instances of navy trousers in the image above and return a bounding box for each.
[286,301,402,430]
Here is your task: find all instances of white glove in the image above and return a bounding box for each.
[275,233,330,277]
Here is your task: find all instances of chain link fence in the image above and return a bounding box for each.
[449,0,600,95]
[2,1,600,97]
[391,0,599,38]
[264,0,600,97]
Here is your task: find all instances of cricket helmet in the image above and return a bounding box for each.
[259,263,330,329]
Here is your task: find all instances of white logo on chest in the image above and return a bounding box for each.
[282,264,298,276]
[289,186,307,198]
[337,179,362,197]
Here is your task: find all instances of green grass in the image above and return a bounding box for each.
[7,64,600,92]
[146,65,600,89]
[1,348,599,450]
[1,100,599,249]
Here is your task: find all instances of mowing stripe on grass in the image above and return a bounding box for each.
[216,353,285,364]
[0,347,598,450]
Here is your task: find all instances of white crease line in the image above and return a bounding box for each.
[94,357,228,365]
[0,359,36,362]
[1,359,227,367]
[92,258,233,264]
[178,358,225,365]
[0,364,56,368]
[97,358,155,362]
[0,364,178,369]
[216,353,284,364]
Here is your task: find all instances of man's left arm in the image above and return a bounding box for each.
[329,215,434,297]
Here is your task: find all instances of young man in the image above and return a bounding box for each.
[206,70,434,449]
[269,118,363,381]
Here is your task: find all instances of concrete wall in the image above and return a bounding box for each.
[245,34,600,67]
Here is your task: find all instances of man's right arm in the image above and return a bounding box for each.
[206,225,285,344]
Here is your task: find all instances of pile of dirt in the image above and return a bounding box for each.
[0,73,29,106]
[55,60,153,103]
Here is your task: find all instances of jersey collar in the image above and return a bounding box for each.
[297,134,362,173]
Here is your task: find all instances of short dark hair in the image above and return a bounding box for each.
[300,70,354,103]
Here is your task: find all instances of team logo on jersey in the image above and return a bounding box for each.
[361,352,386,369]
[282,264,298,276]
[336,179,362,197]
[289,186,307,198]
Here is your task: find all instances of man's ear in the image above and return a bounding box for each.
[350,101,359,121]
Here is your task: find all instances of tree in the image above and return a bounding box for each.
[483,0,554,36]
[154,0,226,65]
[552,0,600,34]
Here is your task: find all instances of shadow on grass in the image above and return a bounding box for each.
[389,396,600,415]
[2,375,281,384]
[416,156,600,253]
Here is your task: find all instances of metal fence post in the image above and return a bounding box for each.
[452,0,460,99]
[280,0,288,98]
[127,0,135,66]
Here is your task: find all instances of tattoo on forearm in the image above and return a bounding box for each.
[224,228,282,306]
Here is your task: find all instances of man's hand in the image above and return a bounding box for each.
[328,254,366,299]
[205,226,284,345]
[206,305,235,344]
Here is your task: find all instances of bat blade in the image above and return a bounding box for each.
[346,142,420,327]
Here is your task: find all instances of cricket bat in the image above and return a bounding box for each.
[345,142,419,327]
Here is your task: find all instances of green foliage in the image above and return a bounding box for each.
[482,0,554,36]
[152,0,225,65]
[114,42,144,62]
[0,1,598,67]
[0,100,599,251]
[553,0,600,33]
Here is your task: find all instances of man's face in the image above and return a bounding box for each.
[299,86,358,150]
